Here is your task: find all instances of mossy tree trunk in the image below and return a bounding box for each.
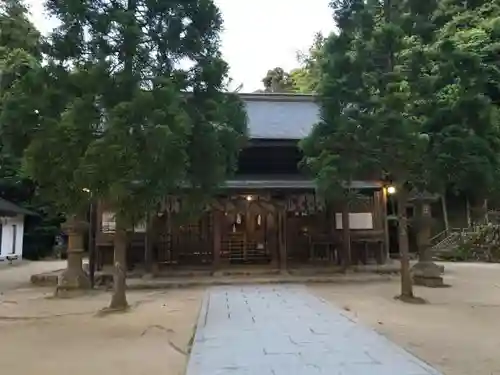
[397,188,414,298]
[109,214,128,310]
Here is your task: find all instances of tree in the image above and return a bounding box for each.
[290,32,326,93]
[45,0,247,310]
[301,0,371,269]
[260,34,325,95]
[0,0,41,150]
[303,0,431,302]
[356,0,434,302]
[425,0,500,225]
[23,68,102,292]
[262,67,295,93]
[0,0,65,260]
[0,0,41,184]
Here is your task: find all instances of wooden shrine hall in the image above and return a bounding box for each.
[94,93,390,270]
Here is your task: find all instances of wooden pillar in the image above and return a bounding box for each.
[269,212,279,268]
[278,209,287,270]
[213,211,221,269]
[166,210,172,264]
[341,200,351,268]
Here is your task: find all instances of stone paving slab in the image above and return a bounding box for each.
[186,285,442,375]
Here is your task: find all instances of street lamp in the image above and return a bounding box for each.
[387,186,397,195]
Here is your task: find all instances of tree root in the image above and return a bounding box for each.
[394,295,427,304]
[140,324,186,355]
[140,324,174,336]
[167,339,187,356]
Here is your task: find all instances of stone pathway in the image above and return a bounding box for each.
[186,285,442,375]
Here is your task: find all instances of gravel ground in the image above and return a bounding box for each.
[311,262,500,375]
[0,261,498,375]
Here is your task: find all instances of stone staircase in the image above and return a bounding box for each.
[430,227,481,259]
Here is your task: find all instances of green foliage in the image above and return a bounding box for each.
[261,67,295,93]
[77,84,190,222]
[301,0,500,299]
[0,0,42,164]
[425,1,500,201]
[303,0,500,207]
[40,0,248,225]
[261,34,325,94]
[0,0,65,259]
[301,0,379,200]
[290,33,326,93]
[24,85,100,214]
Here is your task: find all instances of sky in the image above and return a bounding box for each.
[26,0,335,92]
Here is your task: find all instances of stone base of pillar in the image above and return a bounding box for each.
[57,266,91,290]
[413,275,446,287]
[411,261,446,288]
[54,267,90,297]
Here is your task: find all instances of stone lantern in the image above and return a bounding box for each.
[57,216,90,294]
[409,191,445,287]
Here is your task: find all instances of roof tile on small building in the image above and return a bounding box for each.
[0,197,37,216]
[240,93,320,140]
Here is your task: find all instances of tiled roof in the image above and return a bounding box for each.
[0,198,37,216]
[240,93,320,140]
[224,176,382,190]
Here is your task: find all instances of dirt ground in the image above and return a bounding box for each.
[312,262,500,375]
[1,262,499,375]
[0,287,204,375]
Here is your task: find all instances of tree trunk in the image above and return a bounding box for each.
[341,200,351,269]
[109,214,128,310]
[466,197,472,228]
[144,214,154,274]
[441,194,449,232]
[397,188,414,298]
[470,197,488,226]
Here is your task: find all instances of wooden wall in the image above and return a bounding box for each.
[95,189,388,268]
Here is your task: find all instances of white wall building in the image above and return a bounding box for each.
[0,198,35,263]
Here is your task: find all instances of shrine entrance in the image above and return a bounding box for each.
[217,195,280,265]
